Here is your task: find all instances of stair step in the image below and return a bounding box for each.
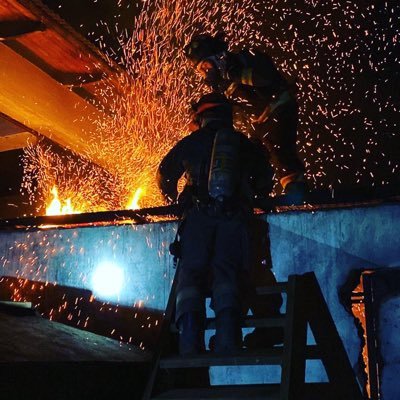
[151,384,280,400]
[160,348,283,368]
[151,383,336,400]
[206,315,286,330]
[171,315,286,333]
[160,346,321,369]
[145,273,364,400]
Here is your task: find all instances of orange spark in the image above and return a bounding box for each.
[23,0,265,215]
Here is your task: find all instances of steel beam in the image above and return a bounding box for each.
[0,42,109,166]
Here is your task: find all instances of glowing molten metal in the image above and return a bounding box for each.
[46,186,79,216]
[127,188,143,210]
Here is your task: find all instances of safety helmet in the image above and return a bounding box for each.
[191,92,232,116]
[190,92,232,129]
[184,34,228,66]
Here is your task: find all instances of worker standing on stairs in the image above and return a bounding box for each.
[157,93,273,355]
[184,33,309,205]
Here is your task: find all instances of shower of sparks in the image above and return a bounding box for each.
[21,140,122,214]
[21,0,400,213]
[84,0,267,207]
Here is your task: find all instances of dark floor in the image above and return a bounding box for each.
[0,302,151,399]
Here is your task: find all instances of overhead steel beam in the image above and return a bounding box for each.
[0,42,109,167]
[0,0,127,106]
[0,131,37,152]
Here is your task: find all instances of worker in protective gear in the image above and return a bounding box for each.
[157,93,273,355]
[184,33,308,204]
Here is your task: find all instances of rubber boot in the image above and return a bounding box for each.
[177,312,204,356]
[214,308,242,354]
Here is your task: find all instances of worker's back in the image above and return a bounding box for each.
[157,120,273,211]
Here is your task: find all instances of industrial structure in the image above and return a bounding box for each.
[0,1,399,399]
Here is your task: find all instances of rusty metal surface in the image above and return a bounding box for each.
[0,0,125,105]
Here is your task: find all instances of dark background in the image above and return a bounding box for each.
[1,0,399,217]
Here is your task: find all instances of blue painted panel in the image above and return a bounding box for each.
[1,203,399,395]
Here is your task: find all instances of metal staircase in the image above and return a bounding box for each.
[142,272,364,400]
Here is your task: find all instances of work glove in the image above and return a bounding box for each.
[206,52,228,79]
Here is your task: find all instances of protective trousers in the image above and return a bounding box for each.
[175,206,249,324]
[253,100,305,190]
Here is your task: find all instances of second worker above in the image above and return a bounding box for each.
[184,33,309,205]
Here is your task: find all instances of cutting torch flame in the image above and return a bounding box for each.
[127,187,143,210]
[46,186,79,216]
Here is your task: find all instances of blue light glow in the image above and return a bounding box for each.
[92,261,124,300]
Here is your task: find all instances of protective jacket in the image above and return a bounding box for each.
[218,51,294,125]
[157,121,272,210]
[212,50,304,188]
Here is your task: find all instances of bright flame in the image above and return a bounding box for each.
[46,186,79,216]
[127,187,144,210]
